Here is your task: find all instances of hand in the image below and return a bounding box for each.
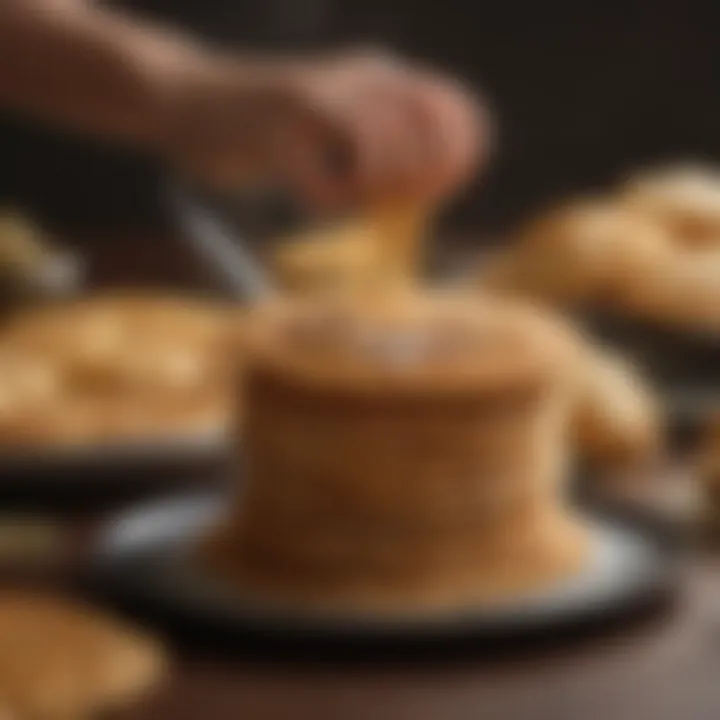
[160,52,490,210]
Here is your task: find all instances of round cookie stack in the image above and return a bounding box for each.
[206,291,588,615]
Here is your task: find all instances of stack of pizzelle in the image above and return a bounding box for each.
[206,202,594,614]
[0,293,243,448]
[208,290,590,613]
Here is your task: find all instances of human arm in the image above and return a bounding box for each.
[0,0,488,208]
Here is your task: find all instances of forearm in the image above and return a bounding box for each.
[0,0,217,148]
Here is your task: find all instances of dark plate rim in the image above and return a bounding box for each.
[87,491,680,645]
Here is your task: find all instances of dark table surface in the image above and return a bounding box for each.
[124,557,720,720]
[74,525,720,720]
[9,230,720,720]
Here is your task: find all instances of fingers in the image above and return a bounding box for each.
[278,55,416,210]
[346,77,427,202]
[406,72,490,202]
[164,50,488,208]
[274,54,490,212]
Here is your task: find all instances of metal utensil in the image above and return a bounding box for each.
[166,179,276,303]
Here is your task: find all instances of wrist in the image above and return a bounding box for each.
[151,54,303,186]
[129,41,223,150]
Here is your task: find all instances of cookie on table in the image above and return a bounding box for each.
[0,593,165,719]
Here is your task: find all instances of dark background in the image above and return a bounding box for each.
[1,0,719,236]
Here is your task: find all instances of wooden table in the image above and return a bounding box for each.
[10,231,720,720]
[2,519,712,720]
[112,556,719,720]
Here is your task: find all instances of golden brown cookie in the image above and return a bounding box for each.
[0,593,165,719]
[271,219,382,295]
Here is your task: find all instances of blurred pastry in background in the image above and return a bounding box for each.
[611,248,720,331]
[0,350,62,445]
[478,197,672,308]
[0,211,47,272]
[620,164,720,248]
[271,219,382,295]
[507,312,664,469]
[0,293,243,447]
[476,170,720,331]
[0,593,164,719]
[571,346,663,468]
